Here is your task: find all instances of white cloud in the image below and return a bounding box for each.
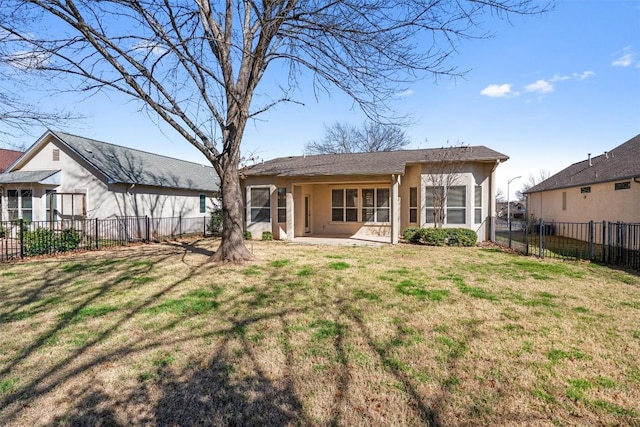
[7,50,50,70]
[394,89,414,98]
[480,83,517,98]
[132,40,167,57]
[525,79,554,94]
[575,70,595,80]
[612,46,636,67]
[551,70,595,82]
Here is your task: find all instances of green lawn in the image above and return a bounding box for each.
[0,239,639,426]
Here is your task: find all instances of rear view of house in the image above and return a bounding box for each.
[241,146,508,244]
[526,134,640,223]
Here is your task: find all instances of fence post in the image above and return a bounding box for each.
[588,221,594,260]
[179,215,182,238]
[525,218,530,256]
[19,218,24,259]
[602,221,606,263]
[95,218,99,249]
[146,216,150,243]
[538,219,544,258]
[508,218,513,249]
[203,215,206,237]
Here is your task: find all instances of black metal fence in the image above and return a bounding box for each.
[0,215,218,262]
[493,217,640,270]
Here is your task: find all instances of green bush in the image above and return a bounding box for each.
[402,227,422,243]
[207,208,222,235]
[243,230,252,240]
[24,227,82,256]
[403,227,478,247]
[261,231,273,241]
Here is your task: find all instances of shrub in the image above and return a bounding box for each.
[207,208,222,236]
[420,228,448,246]
[23,227,83,256]
[404,227,478,247]
[261,231,273,241]
[243,230,252,240]
[402,227,422,243]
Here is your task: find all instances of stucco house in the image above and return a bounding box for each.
[525,134,640,223]
[241,146,508,244]
[0,130,220,223]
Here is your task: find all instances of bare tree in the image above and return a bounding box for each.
[495,187,506,203]
[305,121,410,155]
[422,142,469,228]
[516,169,552,201]
[0,1,549,262]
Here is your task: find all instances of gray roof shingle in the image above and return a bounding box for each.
[0,169,59,184]
[526,134,640,193]
[51,131,219,192]
[244,146,508,177]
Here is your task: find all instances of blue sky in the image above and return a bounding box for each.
[4,0,640,199]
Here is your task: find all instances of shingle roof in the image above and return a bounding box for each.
[50,131,219,192]
[244,146,508,177]
[0,148,23,173]
[526,134,640,193]
[0,169,59,184]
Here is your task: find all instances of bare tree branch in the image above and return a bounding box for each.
[305,121,410,154]
[0,0,551,261]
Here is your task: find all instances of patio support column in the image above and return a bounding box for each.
[391,175,400,244]
[286,183,295,241]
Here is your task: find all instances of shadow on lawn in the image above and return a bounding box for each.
[0,239,509,426]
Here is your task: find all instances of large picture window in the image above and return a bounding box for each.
[362,188,390,223]
[332,188,358,222]
[250,187,270,222]
[425,185,466,225]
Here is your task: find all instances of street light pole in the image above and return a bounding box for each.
[507,176,522,248]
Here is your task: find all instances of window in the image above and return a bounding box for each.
[362,188,390,223]
[425,185,466,225]
[425,186,443,225]
[474,185,482,224]
[409,187,418,223]
[250,188,270,222]
[199,195,206,213]
[562,191,567,211]
[277,187,286,223]
[7,189,32,221]
[615,181,631,191]
[7,190,18,221]
[580,186,591,193]
[447,186,466,224]
[331,188,358,222]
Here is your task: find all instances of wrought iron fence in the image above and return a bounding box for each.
[0,215,219,262]
[493,217,640,270]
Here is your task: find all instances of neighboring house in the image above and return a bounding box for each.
[525,134,640,223]
[241,146,508,243]
[496,201,526,220]
[0,130,220,223]
[0,148,23,173]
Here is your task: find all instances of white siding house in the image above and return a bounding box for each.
[0,130,220,223]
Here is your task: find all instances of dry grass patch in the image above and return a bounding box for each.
[0,239,639,426]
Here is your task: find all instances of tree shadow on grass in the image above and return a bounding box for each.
[155,353,305,426]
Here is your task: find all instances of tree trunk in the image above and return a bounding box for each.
[211,148,253,263]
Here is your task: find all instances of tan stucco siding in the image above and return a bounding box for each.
[242,161,501,242]
[527,179,640,223]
